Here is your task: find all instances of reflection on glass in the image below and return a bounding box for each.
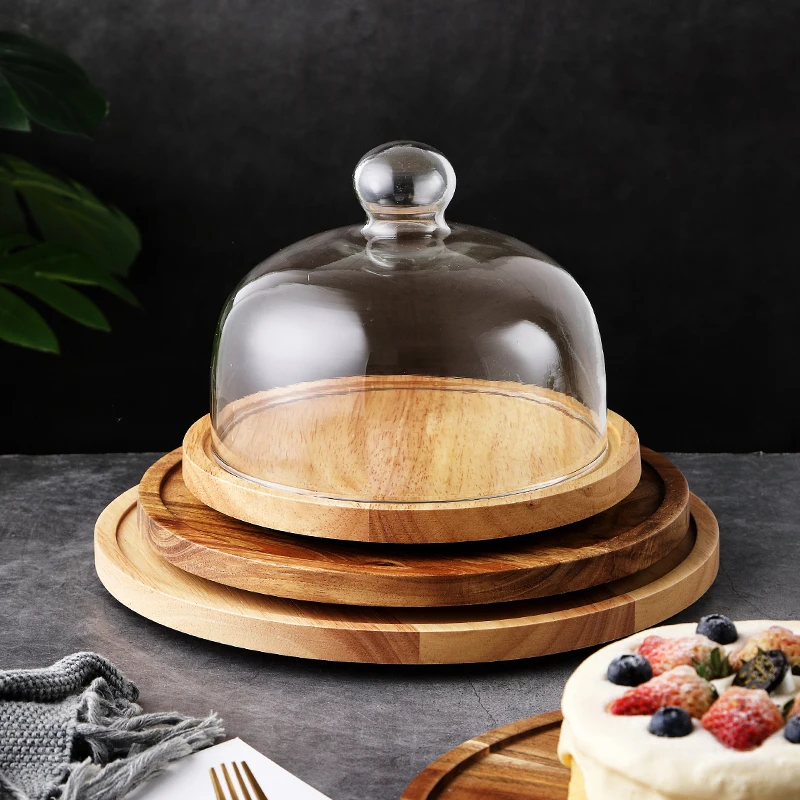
[211,142,606,503]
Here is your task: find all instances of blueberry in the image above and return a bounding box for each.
[649,706,694,738]
[607,654,652,686]
[785,716,800,744]
[696,614,738,645]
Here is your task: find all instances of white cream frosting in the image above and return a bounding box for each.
[557,621,800,800]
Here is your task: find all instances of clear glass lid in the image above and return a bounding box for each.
[211,141,606,504]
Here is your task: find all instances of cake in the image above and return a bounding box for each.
[558,618,800,800]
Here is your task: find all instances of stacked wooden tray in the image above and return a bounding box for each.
[94,419,719,663]
[401,711,569,799]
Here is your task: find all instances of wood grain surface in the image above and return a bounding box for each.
[401,711,569,800]
[95,490,718,664]
[142,448,689,607]
[183,407,641,543]
[213,376,606,503]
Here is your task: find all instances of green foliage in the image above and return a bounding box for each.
[694,647,734,681]
[0,155,140,276]
[0,31,139,353]
[0,32,107,137]
[0,233,138,351]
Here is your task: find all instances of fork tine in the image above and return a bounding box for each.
[222,763,239,800]
[242,761,269,800]
[209,767,226,800]
[233,762,253,800]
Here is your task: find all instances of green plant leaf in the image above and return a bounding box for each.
[0,32,107,136]
[0,74,30,131]
[0,239,139,306]
[0,181,27,233]
[693,647,734,681]
[8,275,110,330]
[0,284,58,352]
[0,154,140,275]
[0,232,38,252]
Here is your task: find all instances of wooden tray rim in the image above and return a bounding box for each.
[181,410,641,543]
[140,447,689,607]
[401,710,566,800]
[94,489,718,664]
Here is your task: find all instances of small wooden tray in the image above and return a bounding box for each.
[95,490,718,664]
[402,710,568,799]
[182,408,641,544]
[141,448,689,607]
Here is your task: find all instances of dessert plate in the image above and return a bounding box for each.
[141,448,689,607]
[95,491,718,664]
[401,710,568,799]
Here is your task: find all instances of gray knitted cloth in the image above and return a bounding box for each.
[0,653,224,800]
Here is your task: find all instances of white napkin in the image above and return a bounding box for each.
[126,737,333,799]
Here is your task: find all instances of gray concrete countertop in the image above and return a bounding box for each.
[1,453,798,799]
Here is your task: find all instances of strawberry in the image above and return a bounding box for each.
[731,626,800,670]
[701,686,784,750]
[637,634,716,676]
[609,665,716,718]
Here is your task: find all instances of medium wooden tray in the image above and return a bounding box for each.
[402,711,568,799]
[141,448,689,607]
[95,491,718,664]
[182,408,640,544]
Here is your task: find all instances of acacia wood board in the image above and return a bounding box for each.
[212,376,607,503]
[141,447,689,607]
[401,711,569,800]
[95,490,718,664]
[182,407,641,544]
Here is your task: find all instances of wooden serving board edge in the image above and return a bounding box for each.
[94,490,718,664]
[182,410,641,543]
[140,447,689,607]
[400,710,566,800]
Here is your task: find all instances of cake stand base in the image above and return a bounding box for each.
[94,490,718,664]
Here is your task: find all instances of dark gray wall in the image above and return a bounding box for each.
[2,0,799,453]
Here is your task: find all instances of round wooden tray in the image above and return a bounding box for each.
[141,448,689,607]
[94,490,718,664]
[401,710,568,800]
[211,377,609,504]
[182,408,641,544]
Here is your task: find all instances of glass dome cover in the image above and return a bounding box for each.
[211,141,606,505]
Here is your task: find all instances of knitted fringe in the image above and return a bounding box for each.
[58,677,224,800]
[0,771,28,800]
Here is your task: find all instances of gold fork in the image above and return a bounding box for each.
[210,761,268,800]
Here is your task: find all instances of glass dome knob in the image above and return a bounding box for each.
[354,141,456,238]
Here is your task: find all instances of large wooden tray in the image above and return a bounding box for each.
[141,448,689,607]
[182,404,640,544]
[402,711,568,799]
[95,490,718,664]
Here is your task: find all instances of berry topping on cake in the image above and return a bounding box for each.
[733,649,789,693]
[607,654,653,686]
[637,634,716,676]
[648,706,694,738]
[731,625,800,670]
[785,716,800,744]
[609,665,717,718]
[701,687,784,751]
[696,614,738,645]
